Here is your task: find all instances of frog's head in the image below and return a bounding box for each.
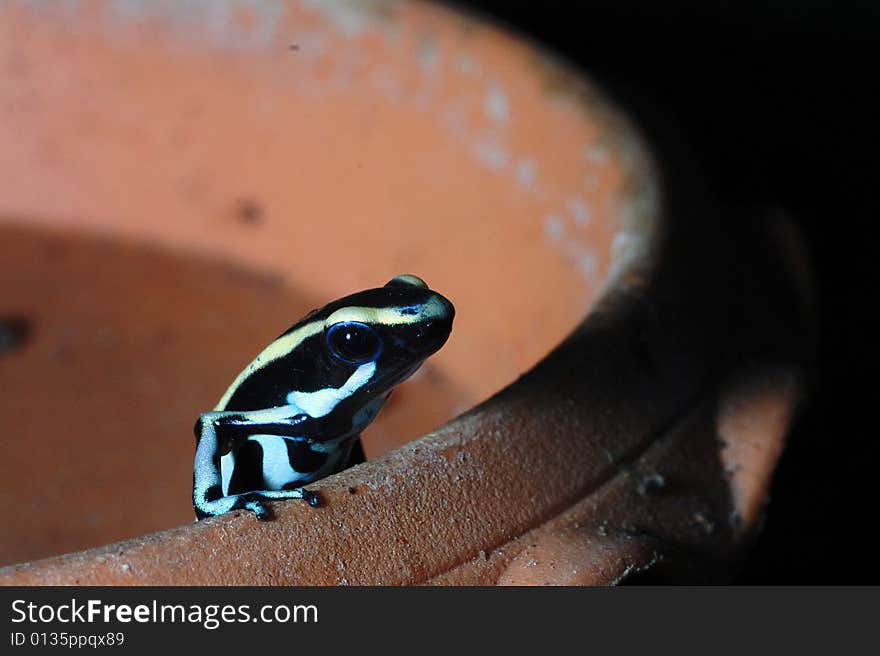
[322,274,454,383]
[296,274,454,435]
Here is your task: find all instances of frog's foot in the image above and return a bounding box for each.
[194,488,319,521]
[265,487,321,508]
[194,491,270,521]
[236,494,272,520]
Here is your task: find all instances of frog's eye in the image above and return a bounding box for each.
[385,274,428,289]
[326,322,382,365]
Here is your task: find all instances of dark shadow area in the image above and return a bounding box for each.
[0,317,31,354]
[460,0,878,583]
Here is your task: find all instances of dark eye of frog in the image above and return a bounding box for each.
[326,321,382,365]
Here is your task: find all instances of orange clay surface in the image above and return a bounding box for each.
[0,1,648,566]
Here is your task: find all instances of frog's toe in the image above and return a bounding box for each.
[241,497,272,520]
[252,506,271,521]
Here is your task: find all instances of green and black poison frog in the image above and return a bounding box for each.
[193,274,455,520]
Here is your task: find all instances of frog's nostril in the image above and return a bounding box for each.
[444,298,455,321]
[432,294,455,322]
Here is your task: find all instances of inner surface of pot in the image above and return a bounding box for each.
[0,0,652,565]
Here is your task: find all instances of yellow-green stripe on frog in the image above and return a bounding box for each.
[192,275,455,520]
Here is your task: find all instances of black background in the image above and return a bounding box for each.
[458,1,878,583]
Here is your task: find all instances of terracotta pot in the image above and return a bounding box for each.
[0,0,810,585]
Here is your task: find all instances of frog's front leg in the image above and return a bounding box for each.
[193,410,320,521]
